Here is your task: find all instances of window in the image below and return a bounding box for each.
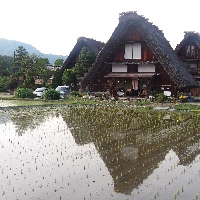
[112,64,127,72]
[138,64,155,72]
[196,78,200,85]
[186,46,195,58]
[189,63,197,74]
[124,43,141,59]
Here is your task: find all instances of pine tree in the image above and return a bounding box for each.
[13,46,28,73]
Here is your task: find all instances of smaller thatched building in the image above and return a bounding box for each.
[175,31,200,96]
[60,37,105,74]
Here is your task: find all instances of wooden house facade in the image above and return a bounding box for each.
[175,32,200,96]
[80,12,198,97]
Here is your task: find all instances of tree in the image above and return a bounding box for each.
[62,68,77,87]
[0,55,13,75]
[8,73,21,91]
[21,55,53,87]
[39,68,53,86]
[35,57,53,86]
[54,58,64,66]
[0,76,10,92]
[13,46,28,73]
[51,69,62,89]
[0,61,10,76]
[14,53,36,88]
[11,46,30,87]
[74,47,96,76]
[11,46,53,88]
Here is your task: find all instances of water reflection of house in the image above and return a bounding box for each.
[173,127,200,166]
[65,122,171,194]
[174,143,200,166]
[80,12,198,97]
[62,110,200,195]
[175,32,200,96]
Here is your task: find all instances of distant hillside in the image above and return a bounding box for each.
[0,38,67,65]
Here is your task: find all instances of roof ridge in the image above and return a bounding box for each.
[77,37,104,44]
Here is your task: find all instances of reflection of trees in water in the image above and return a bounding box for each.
[9,106,63,136]
[62,106,200,194]
[0,111,11,124]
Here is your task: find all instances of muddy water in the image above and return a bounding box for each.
[1,106,200,200]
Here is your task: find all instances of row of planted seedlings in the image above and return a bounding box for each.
[17,104,200,199]
[63,105,200,197]
[63,106,141,194]
[2,104,200,199]
[64,105,200,164]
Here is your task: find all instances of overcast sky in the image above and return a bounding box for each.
[1,0,200,56]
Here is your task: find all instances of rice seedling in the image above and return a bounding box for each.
[0,105,200,199]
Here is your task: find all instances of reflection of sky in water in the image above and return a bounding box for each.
[0,115,116,200]
[0,110,200,199]
[132,150,200,200]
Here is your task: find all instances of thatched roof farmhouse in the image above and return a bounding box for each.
[175,31,200,95]
[79,11,198,96]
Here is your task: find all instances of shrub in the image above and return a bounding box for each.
[43,89,60,100]
[170,96,177,103]
[14,87,34,99]
[156,92,166,103]
[145,105,152,110]
[17,85,27,89]
[177,92,185,98]
[70,91,81,97]
[135,99,149,106]
[177,92,187,102]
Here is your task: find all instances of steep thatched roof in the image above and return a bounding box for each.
[81,11,198,89]
[175,31,200,53]
[60,37,105,74]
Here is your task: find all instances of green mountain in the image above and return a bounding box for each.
[0,38,67,65]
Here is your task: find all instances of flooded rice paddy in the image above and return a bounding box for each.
[0,105,200,200]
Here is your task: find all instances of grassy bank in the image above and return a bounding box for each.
[0,93,102,107]
[1,92,200,111]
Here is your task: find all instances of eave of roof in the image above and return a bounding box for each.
[104,72,156,78]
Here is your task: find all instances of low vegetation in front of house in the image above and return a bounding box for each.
[14,87,34,99]
[43,89,60,100]
[174,103,200,111]
[1,89,200,112]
